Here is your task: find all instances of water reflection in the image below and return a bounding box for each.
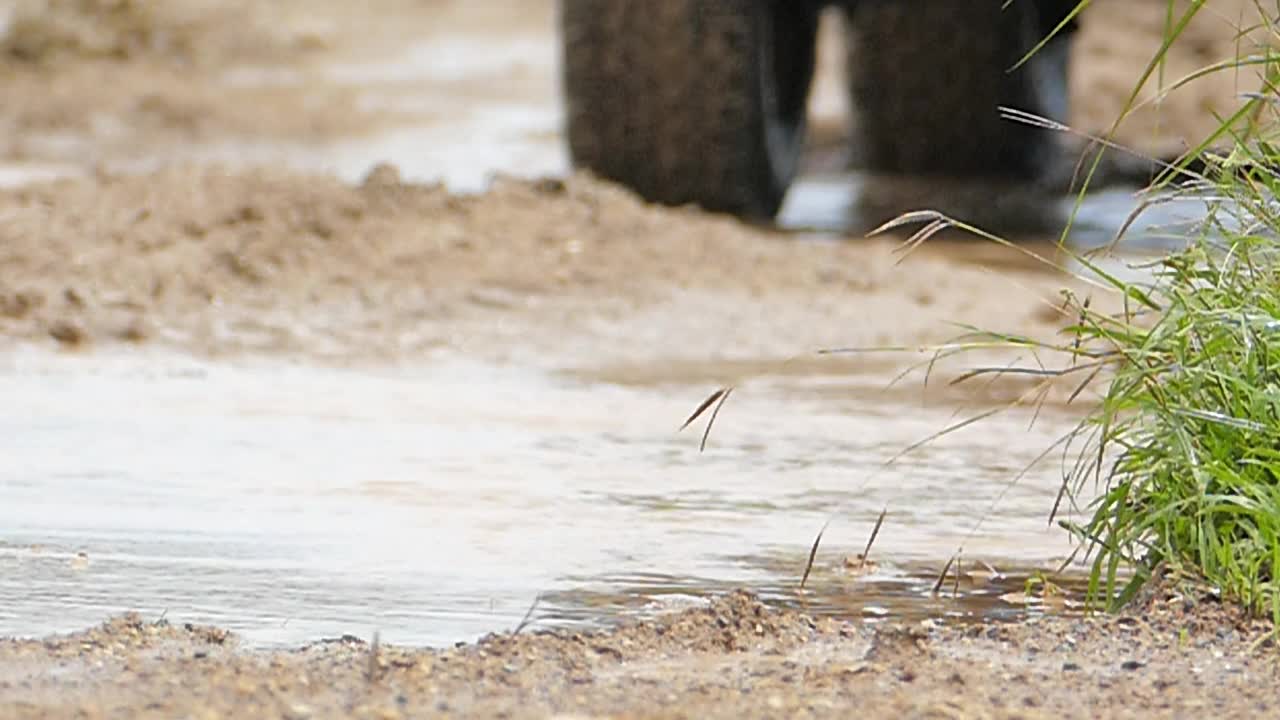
[780,172,1211,254]
[536,560,1093,637]
[0,352,1088,648]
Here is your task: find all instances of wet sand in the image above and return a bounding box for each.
[2,0,1278,717]
[0,163,1092,372]
[3,588,1277,719]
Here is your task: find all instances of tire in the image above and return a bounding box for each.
[845,1,1072,182]
[560,0,819,220]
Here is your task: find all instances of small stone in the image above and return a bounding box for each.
[49,320,86,346]
[118,320,150,343]
[362,163,402,188]
[532,177,566,195]
[1,290,43,318]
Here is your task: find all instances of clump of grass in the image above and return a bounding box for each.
[1061,201,1280,619]
[1002,1,1280,619]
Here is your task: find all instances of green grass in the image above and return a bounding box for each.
[1058,207,1280,620]
[977,0,1280,619]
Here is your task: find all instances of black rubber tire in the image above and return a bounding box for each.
[845,1,1072,181]
[560,0,819,220]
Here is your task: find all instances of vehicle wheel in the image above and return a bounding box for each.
[845,1,1072,181]
[560,0,819,220]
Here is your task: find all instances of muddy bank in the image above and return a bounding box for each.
[0,165,1097,384]
[1,589,1274,719]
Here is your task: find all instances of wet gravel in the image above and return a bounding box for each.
[1,588,1275,719]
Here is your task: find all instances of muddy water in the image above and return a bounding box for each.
[0,3,1196,649]
[0,350,1091,648]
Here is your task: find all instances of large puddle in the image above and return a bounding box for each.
[0,4,1190,649]
[0,351,1092,647]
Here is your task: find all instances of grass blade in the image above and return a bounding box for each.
[679,387,727,432]
[799,520,831,591]
[859,508,888,569]
[932,553,958,595]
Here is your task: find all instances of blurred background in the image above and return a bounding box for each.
[0,0,1264,208]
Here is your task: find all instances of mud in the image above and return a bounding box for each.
[0,163,1099,374]
[2,588,1276,719]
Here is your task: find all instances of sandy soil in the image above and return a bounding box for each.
[0,163,1089,375]
[0,0,1261,375]
[2,0,1277,718]
[0,0,551,166]
[2,588,1275,719]
[1073,0,1276,157]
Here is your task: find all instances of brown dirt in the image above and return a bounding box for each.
[1072,0,1276,157]
[0,0,546,157]
[2,0,322,65]
[0,162,1102,406]
[2,589,1275,719]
